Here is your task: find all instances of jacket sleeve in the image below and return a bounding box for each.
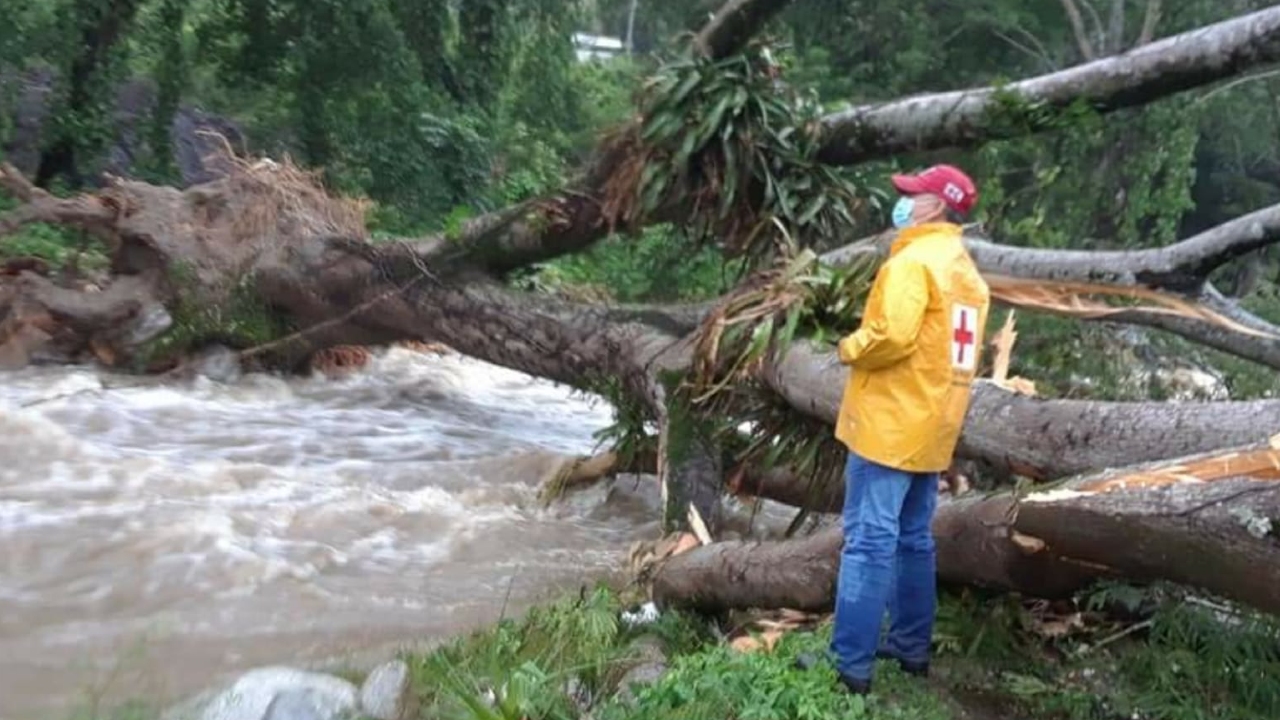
[838,257,928,371]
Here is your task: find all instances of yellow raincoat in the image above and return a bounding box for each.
[834,222,990,473]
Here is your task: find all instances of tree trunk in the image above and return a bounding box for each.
[694,0,796,59]
[651,442,1280,616]
[657,374,726,535]
[823,207,1280,370]
[421,5,1280,278]
[8,0,1280,624]
[816,7,1280,166]
[7,162,1280,614]
[35,0,145,188]
[764,342,1280,482]
[5,160,1280,472]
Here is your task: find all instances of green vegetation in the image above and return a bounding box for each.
[397,582,1280,720]
[11,4,1280,716]
[0,183,107,273]
[133,262,291,369]
[72,580,1278,720]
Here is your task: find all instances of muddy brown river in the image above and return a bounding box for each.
[0,348,674,719]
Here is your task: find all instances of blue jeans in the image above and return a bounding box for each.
[830,452,938,682]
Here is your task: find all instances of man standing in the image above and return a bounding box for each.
[808,164,990,695]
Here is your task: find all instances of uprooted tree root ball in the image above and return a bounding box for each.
[0,153,376,371]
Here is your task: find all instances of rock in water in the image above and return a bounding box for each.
[165,666,357,720]
[359,660,412,720]
[188,344,242,383]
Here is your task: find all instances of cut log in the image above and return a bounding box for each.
[650,441,1280,617]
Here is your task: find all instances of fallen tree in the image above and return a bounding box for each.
[423,4,1280,275]
[822,202,1280,369]
[6,151,1280,613]
[6,0,1280,619]
[650,441,1280,617]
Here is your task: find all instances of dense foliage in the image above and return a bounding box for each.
[4,0,1280,398]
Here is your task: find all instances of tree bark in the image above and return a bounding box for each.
[7,1,1280,621]
[825,201,1280,292]
[764,341,1280,482]
[656,374,726,535]
[817,7,1280,166]
[651,442,1280,616]
[35,0,146,188]
[5,163,1280,477]
[694,0,795,59]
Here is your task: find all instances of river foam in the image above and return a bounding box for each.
[0,348,658,718]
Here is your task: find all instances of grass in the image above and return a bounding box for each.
[926,583,1280,720]
[56,579,1280,720]
[400,583,952,720]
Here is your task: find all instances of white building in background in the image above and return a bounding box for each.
[572,32,624,61]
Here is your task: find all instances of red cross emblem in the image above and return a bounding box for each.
[951,304,978,371]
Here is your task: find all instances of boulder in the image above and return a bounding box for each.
[358,660,414,720]
[614,637,668,704]
[164,666,357,720]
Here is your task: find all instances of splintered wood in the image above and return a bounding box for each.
[1078,445,1280,494]
[728,609,828,654]
[983,274,1280,339]
[986,310,1037,396]
[628,530,704,583]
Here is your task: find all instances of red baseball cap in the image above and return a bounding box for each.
[891,164,978,216]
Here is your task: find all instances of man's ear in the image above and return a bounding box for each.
[913,194,947,222]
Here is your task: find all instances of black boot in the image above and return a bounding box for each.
[793,652,871,696]
[876,649,929,678]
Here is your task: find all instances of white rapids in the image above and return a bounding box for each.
[0,347,667,719]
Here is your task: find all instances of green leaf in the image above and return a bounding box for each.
[798,194,827,226]
[745,315,774,363]
[670,71,703,105]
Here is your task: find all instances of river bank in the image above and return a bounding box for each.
[65,578,1280,720]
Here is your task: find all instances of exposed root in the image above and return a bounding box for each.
[0,162,118,240]
[0,296,57,370]
[309,344,373,377]
[2,258,51,277]
[209,153,371,246]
